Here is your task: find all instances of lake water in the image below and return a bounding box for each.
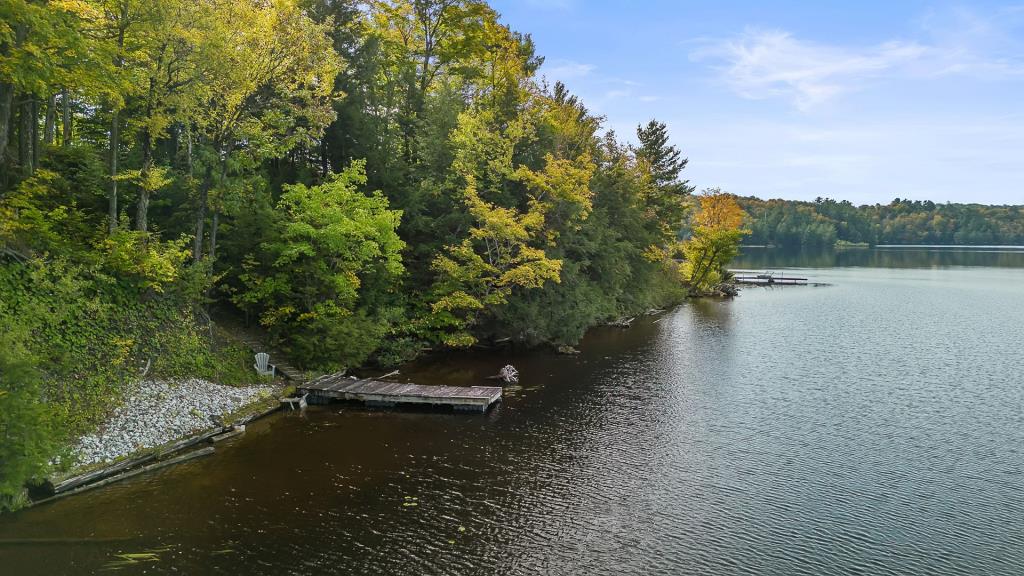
[2,247,1024,575]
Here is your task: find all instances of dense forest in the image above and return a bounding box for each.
[0,0,765,506]
[739,197,1024,248]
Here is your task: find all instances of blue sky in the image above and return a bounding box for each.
[490,1,1024,205]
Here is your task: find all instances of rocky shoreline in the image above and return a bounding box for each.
[72,379,277,466]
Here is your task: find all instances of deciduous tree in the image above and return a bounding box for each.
[681,189,749,294]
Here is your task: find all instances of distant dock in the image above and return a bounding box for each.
[730,270,809,286]
[298,373,502,413]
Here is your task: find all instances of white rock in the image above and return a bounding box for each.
[71,379,273,466]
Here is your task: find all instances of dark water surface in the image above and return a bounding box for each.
[2,248,1024,575]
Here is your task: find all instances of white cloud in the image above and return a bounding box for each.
[691,29,928,110]
[691,8,1024,110]
[542,59,595,79]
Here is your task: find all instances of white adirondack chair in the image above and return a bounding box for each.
[254,352,276,379]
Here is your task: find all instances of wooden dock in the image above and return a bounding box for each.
[731,270,809,285]
[732,275,808,285]
[298,373,502,413]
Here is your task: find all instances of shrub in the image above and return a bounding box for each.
[0,331,56,511]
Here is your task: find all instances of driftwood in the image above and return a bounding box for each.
[0,247,29,263]
[52,452,157,494]
[138,357,151,377]
[50,424,228,495]
[155,427,224,458]
[32,448,215,507]
[39,400,285,505]
[210,425,245,443]
[714,283,739,297]
[485,365,519,383]
[475,337,513,350]
[607,316,635,328]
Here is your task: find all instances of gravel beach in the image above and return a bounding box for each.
[73,379,276,466]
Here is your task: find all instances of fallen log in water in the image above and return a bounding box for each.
[210,426,245,443]
[31,448,216,508]
[52,452,158,494]
[48,424,232,496]
[155,427,225,458]
[484,365,519,383]
[607,316,635,328]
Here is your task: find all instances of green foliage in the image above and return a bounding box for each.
[681,191,751,294]
[740,197,1024,247]
[488,130,689,345]
[0,257,252,437]
[0,330,56,511]
[0,169,98,256]
[234,161,404,369]
[423,103,599,347]
[635,119,693,235]
[97,227,192,293]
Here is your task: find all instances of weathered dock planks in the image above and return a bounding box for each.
[730,269,809,286]
[299,373,502,413]
[732,276,808,285]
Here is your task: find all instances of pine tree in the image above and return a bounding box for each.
[636,119,692,197]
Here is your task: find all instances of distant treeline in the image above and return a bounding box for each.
[737,197,1024,247]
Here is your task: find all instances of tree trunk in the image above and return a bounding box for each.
[186,124,193,174]
[44,93,56,145]
[209,149,230,261]
[320,137,329,179]
[134,46,172,233]
[109,12,127,233]
[0,24,26,183]
[0,83,13,183]
[61,88,71,146]
[135,80,156,232]
[135,173,151,232]
[30,97,39,170]
[193,163,211,261]
[18,95,32,176]
[134,130,151,232]
[169,123,179,167]
[210,210,219,261]
[108,108,120,232]
[193,189,206,260]
[691,246,720,291]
